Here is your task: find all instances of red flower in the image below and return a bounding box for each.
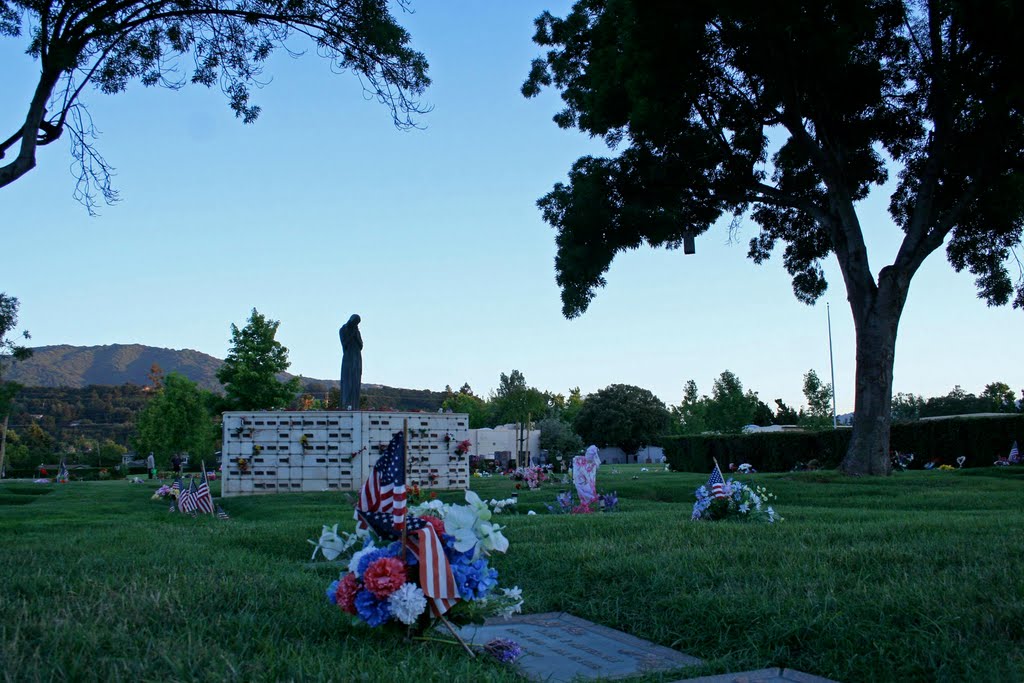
[429,491,438,499]
[515,483,522,490]
[363,557,407,599]
[420,515,446,536]
[335,573,360,615]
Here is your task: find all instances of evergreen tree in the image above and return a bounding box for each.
[217,309,300,410]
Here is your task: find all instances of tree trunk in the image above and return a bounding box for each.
[840,268,909,475]
[0,412,8,478]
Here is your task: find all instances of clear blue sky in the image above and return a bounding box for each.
[2,1,1021,414]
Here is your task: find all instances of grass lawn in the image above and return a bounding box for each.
[1,465,1022,682]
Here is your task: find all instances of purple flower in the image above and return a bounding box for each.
[483,638,523,663]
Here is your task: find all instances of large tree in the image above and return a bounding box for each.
[524,0,1024,475]
[0,0,429,210]
[135,372,216,465]
[0,294,31,477]
[217,308,300,410]
[574,383,670,457]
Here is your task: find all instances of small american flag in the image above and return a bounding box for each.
[707,462,728,499]
[215,505,231,520]
[1010,441,1020,464]
[179,477,198,514]
[194,471,215,514]
[57,460,69,483]
[356,432,407,531]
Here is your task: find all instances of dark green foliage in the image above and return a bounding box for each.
[663,431,850,473]
[1,1,431,209]
[134,373,217,465]
[890,415,1024,465]
[525,0,1024,473]
[664,414,1024,472]
[574,383,670,455]
[487,370,549,426]
[217,309,301,411]
[441,384,488,428]
[536,417,583,471]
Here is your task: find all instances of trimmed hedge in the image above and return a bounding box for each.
[663,414,1024,472]
[662,430,850,473]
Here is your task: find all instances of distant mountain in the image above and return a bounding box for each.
[7,344,225,391]
[4,344,444,410]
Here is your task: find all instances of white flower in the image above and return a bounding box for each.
[464,490,492,522]
[739,502,750,514]
[308,524,358,561]
[388,583,427,625]
[477,520,509,555]
[527,510,536,516]
[498,586,524,618]
[409,499,445,518]
[442,505,481,554]
[347,543,376,577]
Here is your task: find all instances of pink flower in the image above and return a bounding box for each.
[335,573,360,615]
[363,557,407,599]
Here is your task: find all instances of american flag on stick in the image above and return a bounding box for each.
[1009,441,1020,464]
[356,432,407,532]
[707,461,728,499]
[179,477,198,514]
[194,469,215,514]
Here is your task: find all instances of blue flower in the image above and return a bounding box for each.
[356,542,403,577]
[325,579,340,605]
[355,589,392,627]
[452,555,499,600]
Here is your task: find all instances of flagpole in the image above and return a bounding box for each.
[201,461,213,514]
[827,302,837,429]
[401,418,409,552]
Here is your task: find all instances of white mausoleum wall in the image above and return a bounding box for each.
[220,411,470,497]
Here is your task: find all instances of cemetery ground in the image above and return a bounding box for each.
[1,466,1022,682]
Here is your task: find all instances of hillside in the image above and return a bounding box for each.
[7,344,226,391]
[4,344,445,411]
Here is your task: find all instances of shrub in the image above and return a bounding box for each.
[663,414,1024,472]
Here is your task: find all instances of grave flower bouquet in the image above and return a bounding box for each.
[510,465,549,489]
[692,479,781,523]
[312,491,523,631]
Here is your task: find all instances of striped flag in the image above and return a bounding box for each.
[215,505,231,520]
[357,510,460,616]
[707,462,728,499]
[195,471,215,514]
[356,432,407,531]
[1009,441,1020,464]
[179,477,198,514]
[57,460,69,483]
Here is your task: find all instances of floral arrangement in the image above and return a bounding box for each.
[236,457,251,474]
[923,458,942,470]
[487,497,518,514]
[892,451,914,471]
[311,491,523,632]
[151,484,174,500]
[454,439,472,456]
[509,465,549,490]
[546,490,618,514]
[692,479,781,523]
[938,464,956,471]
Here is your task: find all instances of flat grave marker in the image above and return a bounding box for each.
[455,611,702,682]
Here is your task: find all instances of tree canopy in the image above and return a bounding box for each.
[573,383,669,455]
[216,308,300,410]
[0,0,430,210]
[525,0,1024,474]
[134,372,216,465]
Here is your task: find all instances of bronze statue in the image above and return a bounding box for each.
[339,314,362,410]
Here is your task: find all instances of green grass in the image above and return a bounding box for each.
[1,466,1022,682]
